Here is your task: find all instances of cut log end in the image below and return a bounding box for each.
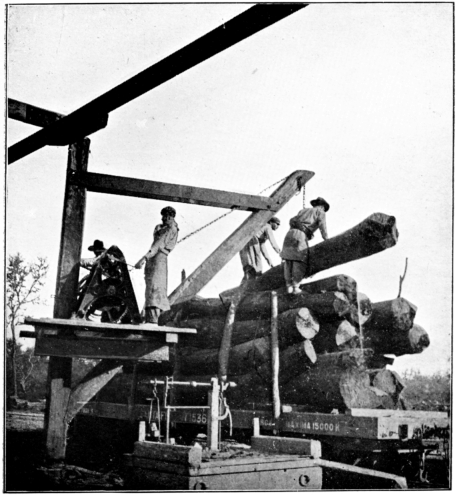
[295,307,319,339]
[409,324,430,354]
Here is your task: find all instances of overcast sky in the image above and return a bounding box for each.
[6,3,453,376]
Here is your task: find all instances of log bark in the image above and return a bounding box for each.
[312,320,359,354]
[364,323,429,356]
[346,293,373,328]
[364,297,417,333]
[175,340,315,406]
[179,337,271,376]
[177,307,318,349]
[159,297,226,325]
[220,213,398,296]
[235,290,350,321]
[299,275,358,304]
[282,352,400,412]
[362,298,423,356]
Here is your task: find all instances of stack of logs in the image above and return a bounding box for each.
[160,213,430,413]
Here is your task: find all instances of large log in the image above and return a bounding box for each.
[175,340,316,406]
[364,297,417,333]
[281,353,401,412]
[175,348,386,411]
[179,337,271,376]
[364,323,429,357]
[363,298,422,356]
[300,275,358,303]
[178,307,320,375]
[220,213,399,296]
[220,274,358,307]
[312,320,359,354]
[235,290,350,321]
[159,297,226,325]
[178,307,319,349]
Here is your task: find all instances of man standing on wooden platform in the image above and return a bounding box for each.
[135,207,179,324]
[281,198,329,294]
[240,217,281,281]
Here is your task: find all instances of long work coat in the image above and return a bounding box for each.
[144,219,179,311]
[281,207,328,261]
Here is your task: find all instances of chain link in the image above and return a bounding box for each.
[177,175,292,244]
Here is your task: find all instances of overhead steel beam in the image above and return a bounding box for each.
[76,171,280,211]
[8,3,308,164]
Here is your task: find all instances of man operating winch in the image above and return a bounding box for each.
[281,197,330,294]
[135,206,179,324]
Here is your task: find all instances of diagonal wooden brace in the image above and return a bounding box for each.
[169,170,314,305]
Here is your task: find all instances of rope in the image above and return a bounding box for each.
[177,175,291,244]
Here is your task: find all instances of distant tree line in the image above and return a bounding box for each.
[400,369,450,412]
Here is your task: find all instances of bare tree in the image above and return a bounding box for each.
[6,253,49,398]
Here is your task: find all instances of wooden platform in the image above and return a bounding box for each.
[124,440,323,490]
[23,317,196,361]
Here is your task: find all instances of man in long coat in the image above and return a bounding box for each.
[240,217,281,281]
[281,197,329,294]
[135,206,179,324]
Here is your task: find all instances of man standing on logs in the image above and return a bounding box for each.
[240,217,281,281]
[281,197,330,294]
[135,207,179,324]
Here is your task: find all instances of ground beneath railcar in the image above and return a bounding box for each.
[5,411,450,491]
[5,412,125,491]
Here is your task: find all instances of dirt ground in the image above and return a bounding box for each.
[5,412,125,491]
[5,411,450,491]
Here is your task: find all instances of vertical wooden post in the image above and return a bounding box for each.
[45,139,90,461]
[207,378,220,451]
[218,302,236,383]
[271,291,281,419]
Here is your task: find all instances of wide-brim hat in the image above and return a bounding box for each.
[310,197,330,212]
[88,239,105,252]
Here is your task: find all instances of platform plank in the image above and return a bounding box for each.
[34,334,171,361]
[25,317,196,334]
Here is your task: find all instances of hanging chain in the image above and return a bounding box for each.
[302,180,306,208]
[177,175,291,244]
[177,211,233,244]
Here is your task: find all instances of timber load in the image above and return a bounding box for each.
[160,213,429,413]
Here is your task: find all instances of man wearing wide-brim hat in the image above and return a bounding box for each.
[280,198,330,294]
[80,240,106,270]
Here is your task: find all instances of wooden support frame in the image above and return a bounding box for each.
[9,5,312,462]
[8,98,65,127]
[169,170,314,304]
[75,171,279,211]
[46,139,90,460]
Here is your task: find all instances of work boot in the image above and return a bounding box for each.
[144,307,159,324]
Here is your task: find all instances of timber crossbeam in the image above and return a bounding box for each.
[74,172,279,211]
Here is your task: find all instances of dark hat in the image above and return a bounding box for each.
[161,206,176,218]
[310,197,330,212]
[269,216,281,225]
[88,240,105,252]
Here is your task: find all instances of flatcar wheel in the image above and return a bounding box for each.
[84,296,129,323]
